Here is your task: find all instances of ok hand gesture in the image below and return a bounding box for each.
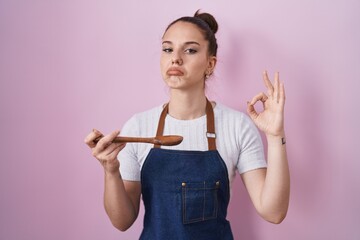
[247,71,285,137]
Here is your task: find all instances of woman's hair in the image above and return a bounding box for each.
[164,10,219,56]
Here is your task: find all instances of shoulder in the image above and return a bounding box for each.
[214,102,260,144]
[214,102,252,126]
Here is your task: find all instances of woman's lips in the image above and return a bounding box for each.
[167,67,184,76]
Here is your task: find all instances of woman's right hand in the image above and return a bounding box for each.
[84,129,126,175]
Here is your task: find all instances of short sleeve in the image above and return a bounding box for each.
[237,115,267,174]
[118,115,141,181]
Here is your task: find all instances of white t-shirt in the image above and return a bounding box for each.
[118,103,267,187]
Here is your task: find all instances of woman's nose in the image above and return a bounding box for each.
[171,50,183,65]
[172,58,183,65]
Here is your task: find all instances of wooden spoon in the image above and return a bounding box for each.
[93,135,183,146]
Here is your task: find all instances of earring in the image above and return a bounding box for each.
[205,71,212,79]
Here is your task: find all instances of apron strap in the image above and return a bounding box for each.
[154,99,216,151]
[205,99,217,151]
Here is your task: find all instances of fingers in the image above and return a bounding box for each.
[85,129,125,172]
[95,142,126,161]
[249,92,268,105]
[247,101,258,119]
[273,72,280,102]
[100,141,124,155]
[84,129,104,148]
[106,143,126,161]
[247,92,268,120]
[263,71,274,96]
[263,71,282,102]
[279,81,286,106]
[92,130,120,154]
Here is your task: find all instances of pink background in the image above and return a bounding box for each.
[1,0,359,239]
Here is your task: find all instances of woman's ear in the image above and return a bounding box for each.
[207,56,217,74]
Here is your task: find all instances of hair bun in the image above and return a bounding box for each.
[194,10,218,34]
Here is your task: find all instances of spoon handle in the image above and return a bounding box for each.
[112,136,158,144]
[93,136,158,145]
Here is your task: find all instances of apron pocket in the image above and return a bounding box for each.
[181,181,220,224]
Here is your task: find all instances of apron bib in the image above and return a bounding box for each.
[140,100,233,240]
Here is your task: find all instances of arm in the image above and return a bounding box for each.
[104,173,141,231]
[243,71,290,224]
[85,129,141,231]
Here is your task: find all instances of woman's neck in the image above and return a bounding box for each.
[168,90,207,120]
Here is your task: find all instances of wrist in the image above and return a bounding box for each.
[104,169,121,179]
[266,133,286,147]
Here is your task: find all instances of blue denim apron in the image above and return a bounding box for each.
[140,100,233,240]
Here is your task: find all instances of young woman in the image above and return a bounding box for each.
[85,11,290,240]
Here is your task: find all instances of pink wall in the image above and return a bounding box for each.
[1,0,359,239]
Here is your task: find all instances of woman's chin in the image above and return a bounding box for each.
[164,77,184,88]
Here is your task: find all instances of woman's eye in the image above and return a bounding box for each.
[185,48,197,54]
[162,48,173,53]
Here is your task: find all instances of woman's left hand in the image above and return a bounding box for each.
[247,71,285,137]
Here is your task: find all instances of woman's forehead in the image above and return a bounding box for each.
[162,21,205,42]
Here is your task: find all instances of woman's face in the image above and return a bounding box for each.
[160,21,216,91]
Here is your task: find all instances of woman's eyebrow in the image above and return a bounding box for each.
[162,41,200,46]
[184,41,200,46]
